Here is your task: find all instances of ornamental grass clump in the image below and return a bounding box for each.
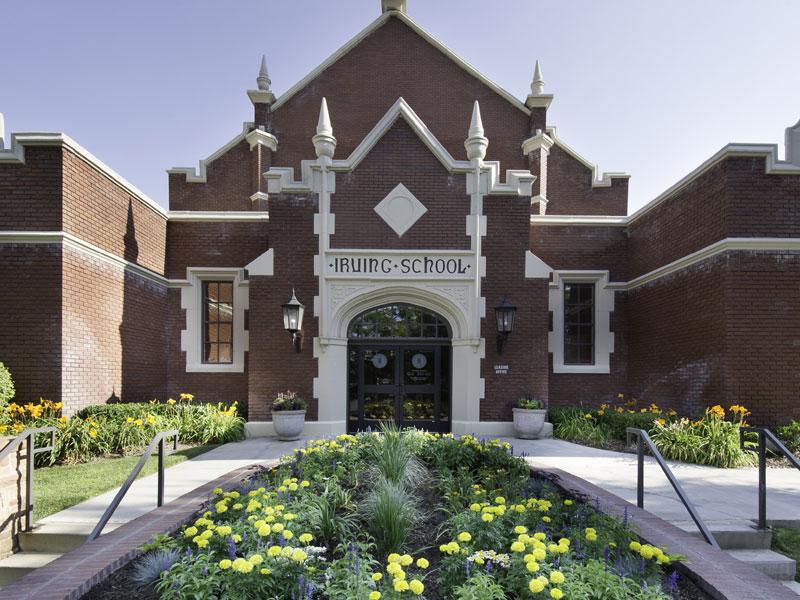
[361,477,420,556]
[650,404,756,468]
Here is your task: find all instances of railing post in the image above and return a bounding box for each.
[157,437,165,508]
[25,433,33,532]
[757,430,767,530]
[637,434,644,509]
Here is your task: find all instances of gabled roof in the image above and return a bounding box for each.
[270,10,531,116]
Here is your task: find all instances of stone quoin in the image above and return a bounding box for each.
[1,2,799,436]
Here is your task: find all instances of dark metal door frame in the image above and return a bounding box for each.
[349,340,451,433]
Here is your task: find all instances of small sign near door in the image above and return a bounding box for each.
[494,364,509,375]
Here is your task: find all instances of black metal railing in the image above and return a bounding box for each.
[740,427,800,530]
[87,429,178,542]
[626,428,719,548]
[0,427,56,532]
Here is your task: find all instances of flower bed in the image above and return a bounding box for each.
[551,397,756,468]
[133,429,685,599]
[0,394,244,465]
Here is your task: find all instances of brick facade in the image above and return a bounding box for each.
[1,9,799,428]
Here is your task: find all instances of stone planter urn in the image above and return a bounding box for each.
[272,409,306,441]
[512,408,547,439]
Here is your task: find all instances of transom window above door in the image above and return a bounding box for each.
[348,304,450,339]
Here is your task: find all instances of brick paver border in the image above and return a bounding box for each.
[531,462,799,600]
[0,462,274,600]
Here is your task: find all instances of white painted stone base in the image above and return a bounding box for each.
[452,421,554,439]
[246,420,553,439]
[246,421,347,438]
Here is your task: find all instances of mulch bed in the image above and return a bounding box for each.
[81,555,158,600]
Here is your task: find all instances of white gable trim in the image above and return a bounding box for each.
[167,122,254,183]
[266,98,535,198]
[270,12,530,117]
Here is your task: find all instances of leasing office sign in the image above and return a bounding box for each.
[325,252,476,279]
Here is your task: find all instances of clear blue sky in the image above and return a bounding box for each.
[2,0,799,213]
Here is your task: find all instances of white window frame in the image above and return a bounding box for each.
[548,271,614,374]
[180,268,249,373]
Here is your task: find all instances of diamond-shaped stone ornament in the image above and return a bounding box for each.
[374,183,427,237]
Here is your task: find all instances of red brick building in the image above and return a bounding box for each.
[1,1,799,433]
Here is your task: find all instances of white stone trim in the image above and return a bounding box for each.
[269,12,530,116]
[167,122,254,183]
[245,128,278,152]
[374,183,427,236]
[530,215,628,226]
[180,268,249,373]
[167,211,270,222]
[545,127,630,188]
[524,251,553,279]
[0,132,168,217]
[0,230,170,286]
[245,249,274,277]
[548,271,614,374]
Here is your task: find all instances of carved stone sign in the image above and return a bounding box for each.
[326,252,475,280]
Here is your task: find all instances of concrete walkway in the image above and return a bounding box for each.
[502,437,800,527]
[38,437,309,527]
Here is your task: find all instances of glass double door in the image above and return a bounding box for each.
[348,343,451,433]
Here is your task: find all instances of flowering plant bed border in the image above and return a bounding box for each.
[0,453,795,600]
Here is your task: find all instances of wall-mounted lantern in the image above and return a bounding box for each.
[494,296,516,355]
[282,289,305,352]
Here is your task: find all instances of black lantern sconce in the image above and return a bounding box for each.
[282,289,305,352]
[494,296,516,355]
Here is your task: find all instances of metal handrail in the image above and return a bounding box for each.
[86,429,178,542]
[740,427,800,530]
[0,427,56,532]
[626,428,719,548]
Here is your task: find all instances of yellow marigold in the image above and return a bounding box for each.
[386,563,402,575]
[290,549,307,562]
[533,548,547,561]
[457,532,472,542]
[409,579,424,595]
[514,525,528,534]
[249,554,264,565]
[529,578,546,593]
[416,557,429,569]
[550,589,564,599]
[372,572,383,581]
[283,530,294,540]
[260,568,271,576]
[394,580,410,593]
[399,554,413,566]
[550,571,565,585]
[369,593,381,600]
[482,513,494,522]
[219,559,232,570]
[267,546,281,557]
[629,541,641,552]
[388,553,401,564]
[526,561,540,572]
[299,533,313,543]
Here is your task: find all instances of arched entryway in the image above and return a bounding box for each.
[347,303,452,433]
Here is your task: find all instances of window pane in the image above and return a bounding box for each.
[564,282,594,365]
[202,280,234,364]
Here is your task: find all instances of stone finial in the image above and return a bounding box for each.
[313,97,337,159]
[257,55,271,91]
[787,118,800,166]
[531,60,545,96]
[381,0,407,13]
[464,100,488,161]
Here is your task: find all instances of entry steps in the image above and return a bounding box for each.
[678,520,799,595]
[0,521,119,587]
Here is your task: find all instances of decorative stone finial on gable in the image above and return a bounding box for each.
[787,118,800,166]
[313,97,337,160]
[464,101,488,161]
[257,55,271,91]
[531,60,545,96]
[381,0,407,13]
[248,54,275,106]
[526,60,553,110]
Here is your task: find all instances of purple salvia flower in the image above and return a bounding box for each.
[201,564,207,577]
[668,571,680,591]
[227,536,237,559]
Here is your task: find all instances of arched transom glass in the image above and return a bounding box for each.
[347,304,451,339]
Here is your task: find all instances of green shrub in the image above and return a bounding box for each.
[552,407,611,446]
[777,421,800,455]
[0,363,14,409]
[596,409,660,441]
[650,406,755,468]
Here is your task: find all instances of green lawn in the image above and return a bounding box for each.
[772,527,800,583]
[32,444,218,522]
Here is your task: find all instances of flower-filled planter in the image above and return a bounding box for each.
[512,396,547,439]
[271,391,307,441]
